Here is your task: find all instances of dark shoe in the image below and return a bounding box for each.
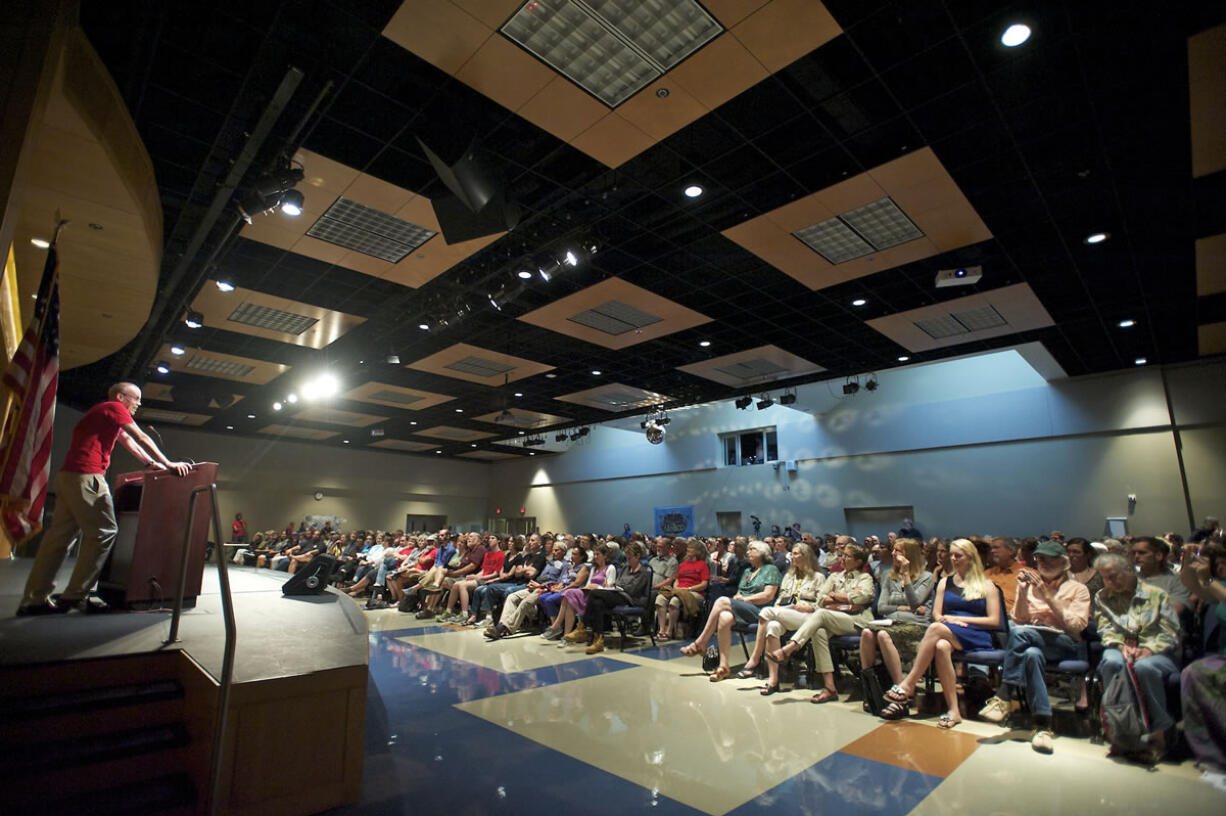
[760,683,780,696]
[16,598,66,616]
[415,609,436,619]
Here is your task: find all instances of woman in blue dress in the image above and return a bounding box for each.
[881,538,1001,728]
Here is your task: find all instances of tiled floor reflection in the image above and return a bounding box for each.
[332,610,1226,815]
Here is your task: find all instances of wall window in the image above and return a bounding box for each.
[721,428,778,466]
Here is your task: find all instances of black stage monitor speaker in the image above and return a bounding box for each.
[282,554,338,596]
[417,136,520,244]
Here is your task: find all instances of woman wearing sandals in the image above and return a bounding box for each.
[859,538,935,710]
[654,539,710,640]
[764,543,875,703]
[741,542,826,695]
[681,540,780,681]
[880,538,1001,728]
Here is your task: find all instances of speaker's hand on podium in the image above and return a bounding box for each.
[165,461,192,476]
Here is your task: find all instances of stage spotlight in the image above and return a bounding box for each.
[555,433,568,442]
[154,361,170,375]
[578,427,590,437]
[170,345,185,356]
[734,396,753,410]
[563,250,579,267]
[865,377,879,392]
[273,401,283,411]
[756,397,774,410]
[843,381,860,395]
[779,393,797,406]
[184,310,204,329]
[215,280,235,293]
[279,189,304,216]
[237,164,305,223]
[386,353,400,365]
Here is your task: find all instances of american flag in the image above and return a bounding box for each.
[0,242,60,543]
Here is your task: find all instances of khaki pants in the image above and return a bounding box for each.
[22,471,118,605]
[790,608,863,674]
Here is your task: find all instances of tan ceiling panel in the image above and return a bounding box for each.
[383,0,491,75]
[667,32,769,111]
[189,281,365,349]
[724,148,991,290]
[407,342,554,385]
[518,277,713,350]
[456,31,555,111]
[343,381,456,411]
[457,450,519,461]
[472,408,571,428]
[157,344,290,385]
[141,382,243,409]
[616,79,709,142]
[554,383,676,413]
[866,283,1055,353]
[703,0,771,27]
[677,344,826,387]
[570,113,656,169]
[450,0,521,30]
[1196,233,1226,296]
[1189,24,1226,178]
[382,232,504,288]
[518,74,611,142]
[134,408,213,426]
[414,425,498,441]
[343,172,415,215]
[732,0,842,74]
[370,438,440,452]
[291,406,388,427]
[295,149,360,197]
[1199,321,1226,356]
[258,425,338,441]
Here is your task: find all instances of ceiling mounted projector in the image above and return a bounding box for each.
[935,265,982,288]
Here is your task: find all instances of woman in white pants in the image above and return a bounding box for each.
[743,542,826,694]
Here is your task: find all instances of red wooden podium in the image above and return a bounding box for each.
[98,462,219,608]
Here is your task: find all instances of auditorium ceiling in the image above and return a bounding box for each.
[57,0,1226,458]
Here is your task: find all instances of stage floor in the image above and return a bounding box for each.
[329,610,1226,816]
[0,558,367,682]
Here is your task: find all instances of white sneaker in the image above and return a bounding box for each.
[978,696,1019,723]
[1031,730,1054,754]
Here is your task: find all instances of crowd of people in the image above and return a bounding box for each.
[230,516,1226,777]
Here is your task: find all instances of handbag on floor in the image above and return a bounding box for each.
[860,664,889,717]
[702,643,720,672]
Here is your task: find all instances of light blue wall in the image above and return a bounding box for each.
[489,353,1226,539]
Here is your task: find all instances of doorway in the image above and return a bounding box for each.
[843,505,914,542]
[406,514,447,533]
[715,511,742,537]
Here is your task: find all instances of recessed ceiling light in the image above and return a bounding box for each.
[852,298,867,307]
[897,355,910,362]
[410,421,417,425]
[343,439,350,444]
[455,408,464,413]
[226,425,234,430]
[1134,357,1148,366]
[1084,232,1109,244]
[684,185,704,198]
[517,270,533,279]
[591,370,602,376]
[215,280,235,293]
[154,363,169,375]
[518,431,525,435]
[287,393,298,404]
[247,414,256,419]
[1001,23,1031,47]
[699,340,711,347]
[514,392,523,397]
[545,373,556,379]
[30,238,50,249]
[1118,318,1136,328]
[418,323,429,330]
[273,401,283,411]
[529,452,535,456]
[170,345,185,356]
[470,443,478,448]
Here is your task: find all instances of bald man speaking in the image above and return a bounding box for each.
[17,381,190,615]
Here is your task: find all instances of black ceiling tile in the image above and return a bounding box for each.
[704,143,779,190]
[323,81,414,144]
[736,169,810,214]
[784,146,859,192]
[751,112,835,166]
[905,80,994,142]
[880,41,978,109]
[331,0,402,29]
[845,116,923,169]
[529,144,604,189]
[813,79,902,139]
[688,190,756,232]
[361,145,438,193]
[353,38,446,107]
[659,113,744,166]
[715,77,806,138]
[847,2,959,72]
[303,117,384,170]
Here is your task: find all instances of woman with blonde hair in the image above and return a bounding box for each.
[859,538,935,709]
[743,541,826,694]
[880,538,1001,728]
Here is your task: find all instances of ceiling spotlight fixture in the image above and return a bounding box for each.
[418,322,430,331]
[170,345,185,356]
[563,250,579,267]
[303,372,340,401]
[30,237,50,249]
[226,425,234,430]
[279,189,304,217]
[555,433,568,442]
[1118,318,1136,328]
[273,401,283,411]
[386,353,401,365]
[1001,23,1032,47]
[517,269,533,279]
[247,414,256,419]
[154,362,170,375]
[843,380,861,395]
[865,376,879,392]
[545,373,556,379]
[1084,232,1110,244]
[455,408,463,413]
[699,340,711,347]
[215,280,235,293]
[684,185,704,198]
[537,255,562,282]
[513,392,523,397]
[183,310,204,329]
[343,439,350,444]
[370,427,385,438]
[852,298,867,307]
[591,370,601,376]
[756,396,774,410]
[779,391,797,406]
[287,393,298,404]
[734,396,753,410]
[897,355,910,362]
[1135,357,1148,366]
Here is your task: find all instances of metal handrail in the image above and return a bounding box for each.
[165,482,236,816]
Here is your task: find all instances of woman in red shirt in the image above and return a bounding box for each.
[440,534,504,623]
[654,539,710,640]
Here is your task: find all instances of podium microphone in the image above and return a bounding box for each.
[147,424,194,468]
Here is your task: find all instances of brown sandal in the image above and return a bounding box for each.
[709,666,731,682]
[810,688,838,704]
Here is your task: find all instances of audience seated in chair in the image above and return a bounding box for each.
[1179,540,1226,774]
[860,537,935,709]
[543,544,611,642]
[744,542,825,695]
[654,538,710,641]
[574,540,651,654]
[486,541,569,638]
[682,540,780,681]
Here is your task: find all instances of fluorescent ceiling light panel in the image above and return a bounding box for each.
[227,302,319,335]
[367,389,425,405]
[839,197,924,251]
[568,300,663,335]
[714,359,789,381]
[306,197,436,263]
[793,217,875,264]
[502,0,721,108]
[913,315,972,339]
[444,356,514,377]
[184,356,257,377]
[951,305,1009,331]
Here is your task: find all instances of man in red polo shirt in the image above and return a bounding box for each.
[17,382,190,615]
